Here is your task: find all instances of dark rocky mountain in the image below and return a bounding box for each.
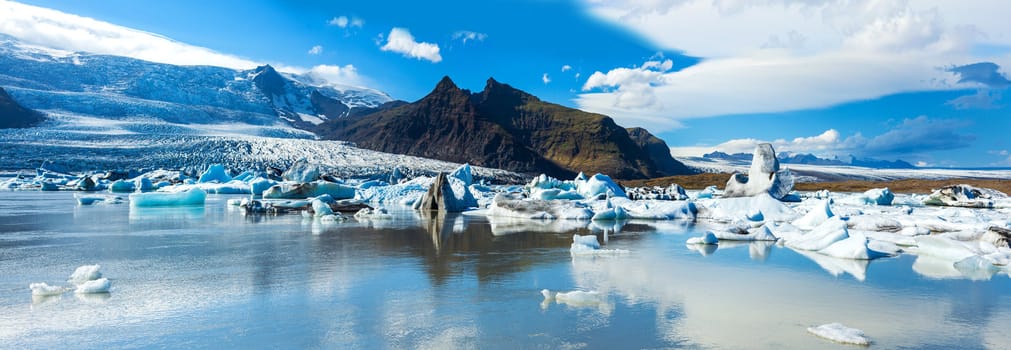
[316,76,692,179]
[0,86,44,128]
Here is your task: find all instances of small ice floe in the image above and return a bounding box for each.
[68,264,102,285]
[709,224,778,241]
[488,193,593,220]
[792,200,834,230]
[197,164,232,183]
[591,199,629,221]
[570,234,628,257]
[29,282,68,296]
[263,181,356,200]
[129,188,206,207]
[807,323,870,346]
[354,207,393,220]
[923,184,1006,208]
[74,278,111,294]
[702,193,797,222]
[686,232,719,245]
[75,193,125,205]
[541,289,612,314]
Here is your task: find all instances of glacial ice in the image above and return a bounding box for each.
[130,188,207,207]
[723,143,795,200]
[710,225,778,241]
[249,177,276,195]
[488,193,594,220]
[74,278,111,294]
[197,164,232,183]
[108,179,135,193]
[686,232,719,245]
[68,264,102,285]
[702,193,796,222]
[792,199,835,229]
[30,282,68,296]
[541,289,608,307]
[263,181,355,199]
[923,184,1007,208]
[570,234,628,256]
[842,188,894,206]
[282,158,321,183]
[807,323,870,346]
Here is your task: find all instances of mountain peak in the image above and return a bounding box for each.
[433,76,459,92]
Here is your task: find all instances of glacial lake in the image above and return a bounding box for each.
[1,192,1009,349]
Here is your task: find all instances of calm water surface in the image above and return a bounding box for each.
[1,192,1009,349]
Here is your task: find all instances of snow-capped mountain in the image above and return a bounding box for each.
[0,34,392,132]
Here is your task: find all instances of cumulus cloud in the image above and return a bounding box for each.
[380,27,442,63]
[562,65,572,72]
[305,64,363,87]
[670,117,975,160]
[328,16,363,28]
[542,73,551,84]
[0,0,258,69]
[581,59,672,111]
[307,45,323,55]
[452,30,487,44]
[577,0,1011,130]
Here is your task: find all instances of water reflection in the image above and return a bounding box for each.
[793,248,870,281]
[129,206,206,223]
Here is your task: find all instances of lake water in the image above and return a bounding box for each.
[1,192,1009,349]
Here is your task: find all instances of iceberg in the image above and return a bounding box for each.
[710,225,778,241]
[108,179,136,193]
[695,185,718,199]
[488,193,594,220]
[807,323,870,346]
[577,173,626,199]
[686,232,719,245]
[74,278,111,294]
[570,234,628,257]
[923,184,1007,208]
[541,289,608,306]
[626,184,688,201]
[197,164,232,183]
[30,282,68,296]
[702,193,797,222]
[249,177,276,195]
[786,218,850,251]
[134,176,154,192]
[723,143,795,200]
[129,188,207,207]
[263,181,355,200]
[792,200,834,230]
[415,171,477,212]
[68,264,103,285]
[282,158,322,183]
[75,194,125,205]
[851,188,895,206]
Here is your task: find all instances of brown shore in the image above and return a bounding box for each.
[619,173,1011,195]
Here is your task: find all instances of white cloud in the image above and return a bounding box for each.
[542,73,551,84]
[308,45,323,55]
[452,30,487,44]
[577,0,1011,130]
[305,64,363,87]
[328,16,363,29]
[380,27,442,63]
[562,64,572,72]
[670,117,974,160]
[581,59,673,111]
[0,0,259,69]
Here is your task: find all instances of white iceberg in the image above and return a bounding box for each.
[75,193,125,205]
[68,264,102,285]
[723,143,795,200]
[923,184,1006,208]
[710,225,778,241]
[488,193,593,220]
[108,179,135,193]
[29,282,68,296]
[786,218,850,251]
[845,188,894,206]
[792,199,834,229]
[807,323,870,346]
[702,193,796,222]
[249,177,276,195]
[282,158,322,183]
[570,234,628,257]
[74,277,111,294]
[130,188,206,207]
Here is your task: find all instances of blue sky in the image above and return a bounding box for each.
[4,0,1011,167]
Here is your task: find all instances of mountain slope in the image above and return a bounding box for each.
[318,77,691,179]
[0,34,391,133]
[0,86,44,128]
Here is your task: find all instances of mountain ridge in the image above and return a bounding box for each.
[317,76,692,179]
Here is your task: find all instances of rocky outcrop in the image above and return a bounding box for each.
[0,87,45,128]
[923,184,1007,208]
[724,143,795,200]
[317,76,692,179]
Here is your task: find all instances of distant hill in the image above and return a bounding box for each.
[704,151,915,169]
[0,86,44,128]
[316,76,693,179]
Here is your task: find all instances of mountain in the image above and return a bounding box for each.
[317,76,691,179]
[704,151,916,169]
[0,34,391,134]
[0,86,44,128]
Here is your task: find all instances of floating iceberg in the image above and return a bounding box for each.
[570,234,628,256]
[686,232,719,245]
[541,289,608,307]
[792,200,834,230]
[710,225,778,241]
[844,188,894,206]
[74,278,111,294]
[488,193,594,220]
[108,179,136,193]
[923,184,1006,208]
[130,188,206,207]
[197,164,232,183]
[263,181,355,200]
[702,193,796,222]
[282,158,322,183]
[249,177,276,195]
[30,282,68,296]
[75,194,125,205]
[723,143,794,200]
[807,323,870,346]
[68,264,102,285]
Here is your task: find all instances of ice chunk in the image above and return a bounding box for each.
[807,323,870,346]
[913,235,979,261]
[817,232,883,260]
[249,177,276,195]
[591,199,629,221]
[626,184,688,200]
[130,188,206,207]
[695,185,718,199]
[621,200,697,220]
[30,282,68,296]
[711,225,778,241]
[703,193,797,222]
[863,188,894,206]
[541,289,607,306]
[723,143,795,200]
[686,232,719,245]
[197,164,232,183]
[74,278,111,294]
[134,176,154,192]
[354,207,393,220]
[282,158,322,183]
[576,173,626,199]
[846,215,903,233]
[786,218,850,251]
[449,163,473,186]
[310,195,336,217]
[68,264,102,285]
[263,181,355,200]
[792,200,834,229]
[108,179,136,193]
[75,194,125,205]
[923,184,1006,208]
[488,193,593,220]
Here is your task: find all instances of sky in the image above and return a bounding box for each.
[1,0,1010,168]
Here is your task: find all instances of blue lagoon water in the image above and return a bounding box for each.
[1,192,1009,349]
